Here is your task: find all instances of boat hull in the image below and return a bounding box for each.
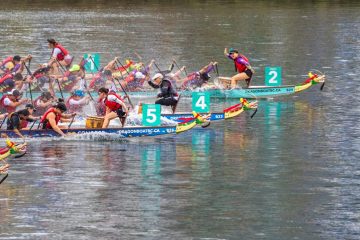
[0,126,182,138]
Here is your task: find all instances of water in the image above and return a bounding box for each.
[1,1,360,239]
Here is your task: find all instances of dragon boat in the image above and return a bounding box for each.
[0,112,205,139]
[118,72,326,99]
[162,98,258,122]
[0,139,27,184]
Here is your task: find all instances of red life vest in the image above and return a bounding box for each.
[0,95,16,113]
[104,93,123,111]
[20,119,28,129]
[40,108,62,129]
[52,43,69,61]
[1,56,13,67]
[0,73,13,84]
[66,96,82,113]
[234,54,249,73]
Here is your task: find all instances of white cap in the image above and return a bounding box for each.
[135,71,145,79]
[152,73,163,81]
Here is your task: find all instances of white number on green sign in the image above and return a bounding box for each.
[192,92,210,113]
[142,104,161,126]
[265,66,282,86]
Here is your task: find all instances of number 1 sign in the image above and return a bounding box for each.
[265,66,282,86]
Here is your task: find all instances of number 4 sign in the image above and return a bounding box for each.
[265,66,282,86]
[192,92,210,113]
[142,104,161,126]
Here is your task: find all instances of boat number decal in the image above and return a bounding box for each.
[142,104,161,126]
[265,66,282,86]
[83,53,100,73]
[192,92,210,112]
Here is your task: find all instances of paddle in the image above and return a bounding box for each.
[0,173,8,184]
[29,120,37,130]
[320,81,325,91]
[23,63,34,104]
[114,59,135,109]
[250,108,258,119]
[173,59,187,76]
[55,59,67,74]
[68,115,76,129]
[55,78,64,99]
[0,115,7,129]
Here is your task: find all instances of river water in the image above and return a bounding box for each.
[0,1,360,239]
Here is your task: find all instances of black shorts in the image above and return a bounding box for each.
[244,69,253,79]
[115,108,126,118]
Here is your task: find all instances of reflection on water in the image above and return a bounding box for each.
[1,0,360,239]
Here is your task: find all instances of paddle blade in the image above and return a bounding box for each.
[320,82,325,91]
[250,108,258,119]
[0,173,8,184]
[201,121,211,128]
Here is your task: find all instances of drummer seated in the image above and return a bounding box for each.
[40,102,76,137]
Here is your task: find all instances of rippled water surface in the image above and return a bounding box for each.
[1,1,360,239]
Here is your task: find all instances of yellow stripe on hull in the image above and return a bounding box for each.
[0,150,11,161]
[175,121,197,133]
[295,81,313,92]
[224,108,244,119]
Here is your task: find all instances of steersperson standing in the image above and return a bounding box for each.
[223,48,255,88]
[148,73,179,113]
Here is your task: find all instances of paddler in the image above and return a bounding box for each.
[179,62,217,89]
[0,55,32,75]
[89,69,113,92]
[65,89,90,114]
[0,89,29,114]
[55,64,84,92]
[224,48,254,88]
[98,87,128,128]
[47,38,73,74]
[6,109,31,139]
[148,73,179,113]
[40,101,76,137]
[33,91,54,116]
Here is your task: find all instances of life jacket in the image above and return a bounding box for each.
[0,56,14,72]
[6,112,23,130]
[40,108,62,129]
[52,43,69,61]
[104,92,123,111]
[89,72,105,89]
[161,79,178,98]
[234,54,249,73]
[0,95,16,113]
[0,73,13,84]
[66,96,83,113]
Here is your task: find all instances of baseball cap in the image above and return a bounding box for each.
[69,64,80,72]
[152,73,163,81]
[229,48,239,54]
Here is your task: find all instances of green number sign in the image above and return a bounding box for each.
[142,104,161,126]
[265,66,282,86]
[192,92,210,113]
[84,53,100,73]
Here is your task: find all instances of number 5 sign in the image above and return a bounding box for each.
[192,92,210,113]
[84,53,100,73]
[265,66,282,86]
[142,104,161,126]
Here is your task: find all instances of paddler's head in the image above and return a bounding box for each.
[72,89,85,100]
[151,73,164,86]
[47,38,57,49]
[25,103,36,114]
[7,89,22,101]
[13,55,21,64]
[98,87,109,99]
[17,109,30,120]
[103,70,112,80]
[54,102,67,114]
[41,91,53,102]
[229,48,239,59]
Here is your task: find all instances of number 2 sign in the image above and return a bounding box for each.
[265,66,282,86]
